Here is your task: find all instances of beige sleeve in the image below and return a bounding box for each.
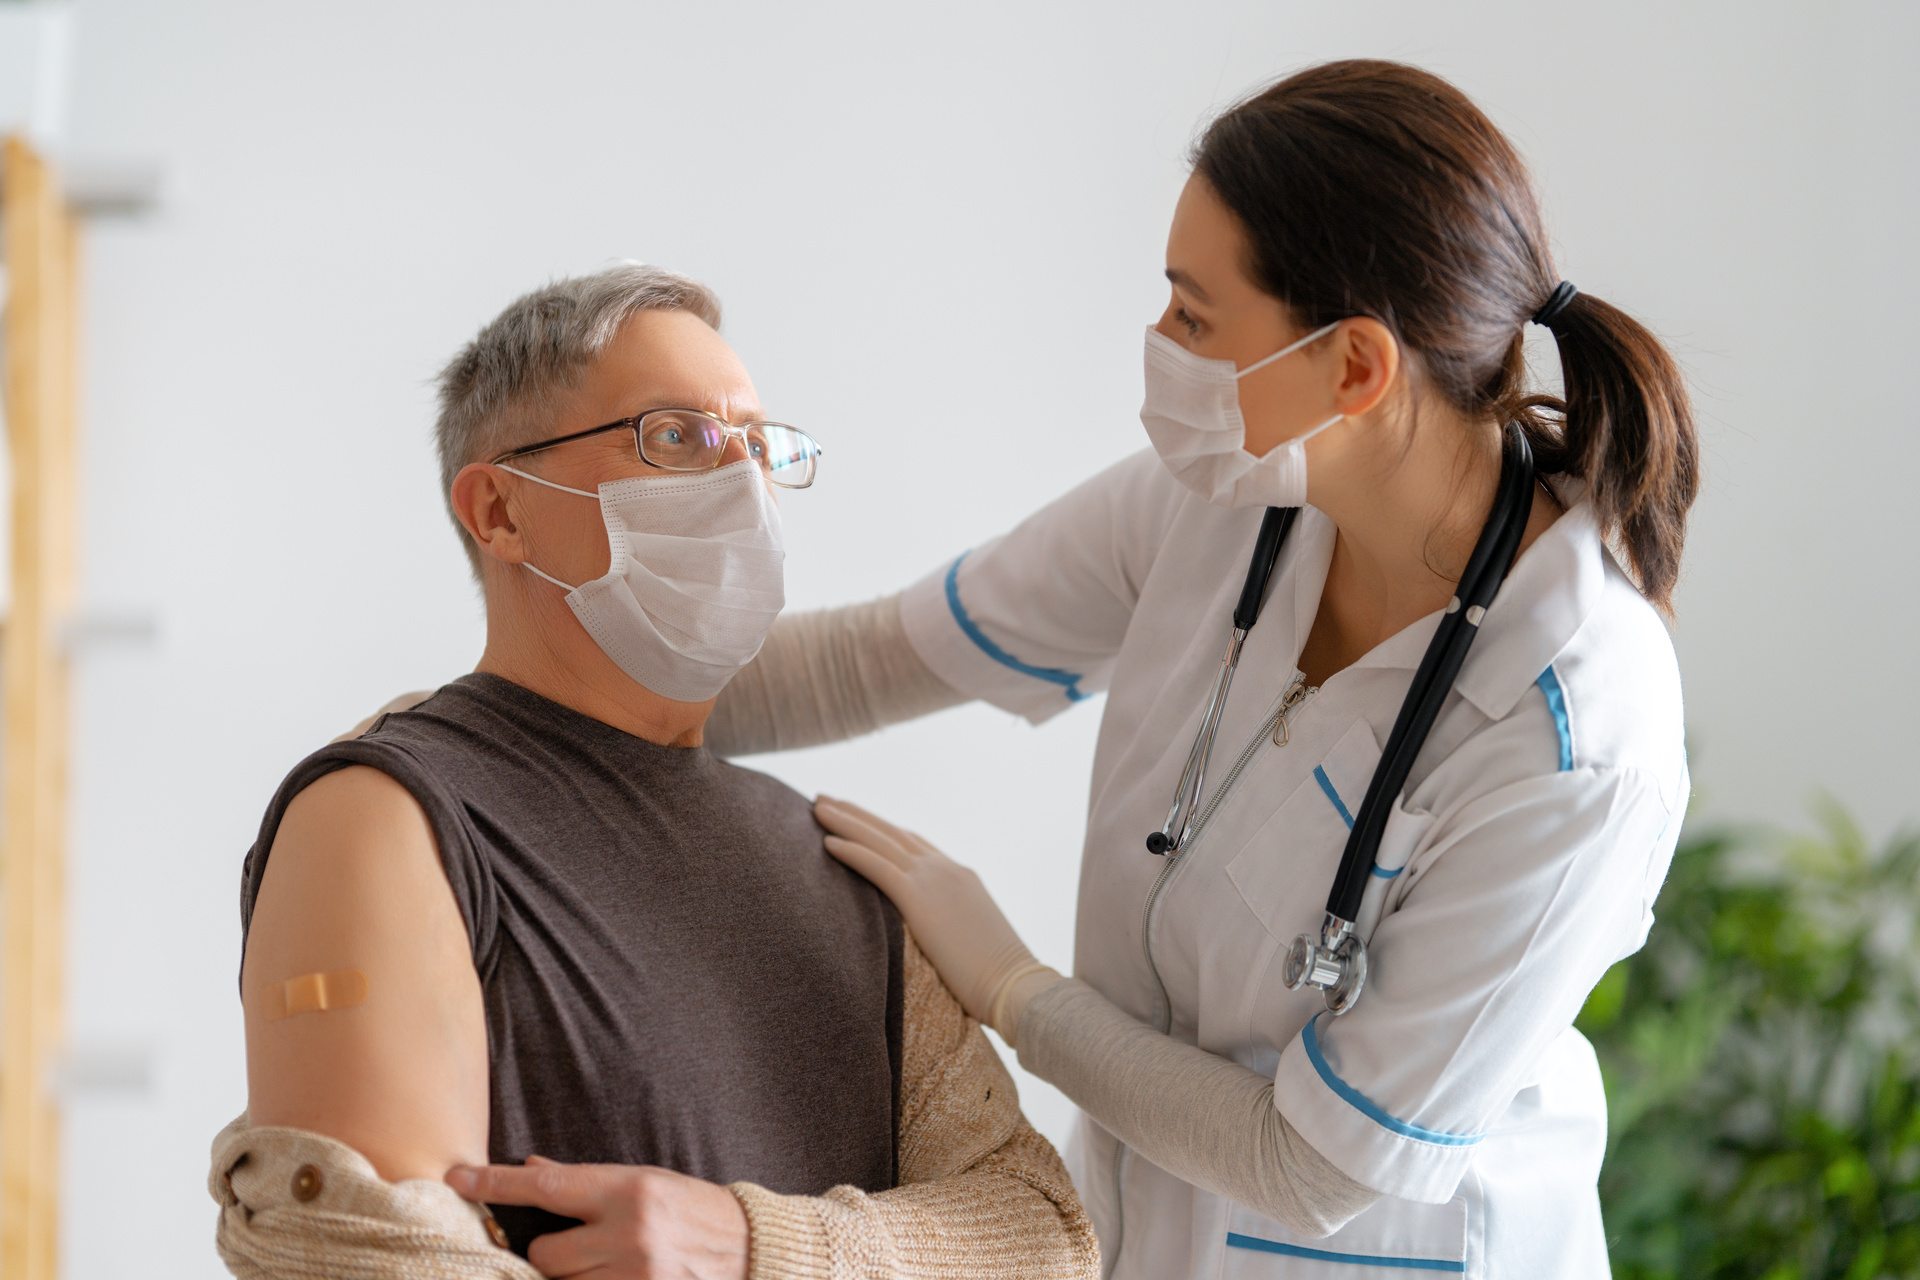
[209,1114,539,1280]
[728,937,1101,1280]
[1014,979,1380,1240]
[705,595,967,757]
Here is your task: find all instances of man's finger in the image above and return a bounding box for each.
[445,1162,605,1220]
[524,1222,601,1278]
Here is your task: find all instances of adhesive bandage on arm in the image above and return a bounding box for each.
[258,969,369,1022]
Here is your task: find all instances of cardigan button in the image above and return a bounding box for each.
[483,1212,511,1250]
[291,1164,324,1202]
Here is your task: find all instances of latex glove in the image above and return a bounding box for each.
[815,796,1060,1043]
[332,689,437,743]
[446,1156,748,1280]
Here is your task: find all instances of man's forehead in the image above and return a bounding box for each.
[619,378,764,423]
[593,312,763,422]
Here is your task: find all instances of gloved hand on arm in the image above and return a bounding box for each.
[814,798,1382,1240]
[814,797,1063,1043]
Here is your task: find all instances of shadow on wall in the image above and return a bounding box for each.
[1583,800,1920,1279]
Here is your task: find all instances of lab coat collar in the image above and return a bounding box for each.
[1302,481,1609,722]
[1451,481,1608,722]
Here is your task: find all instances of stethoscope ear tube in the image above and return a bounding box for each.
[1233,507,1297,631]
[1321,426,1537,924]
[1148,506,1298,857]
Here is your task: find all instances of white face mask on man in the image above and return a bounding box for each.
[498,458,786,703]
[1140,320,1343,509]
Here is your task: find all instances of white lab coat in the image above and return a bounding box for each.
[897,449,1688,1279]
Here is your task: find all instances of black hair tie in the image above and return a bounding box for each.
[1531,280,1578,331]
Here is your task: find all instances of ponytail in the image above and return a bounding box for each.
[1520,293,1698,611]
[1194,60,1701,612]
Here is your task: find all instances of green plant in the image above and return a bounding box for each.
[1579,802,1920,1279]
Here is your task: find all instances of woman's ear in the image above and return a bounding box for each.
[449,464,528,566]
[1328,317,1401,419]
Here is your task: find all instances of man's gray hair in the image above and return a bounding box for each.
[433,262,723,575]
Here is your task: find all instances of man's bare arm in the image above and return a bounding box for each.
[242,764,489,1181]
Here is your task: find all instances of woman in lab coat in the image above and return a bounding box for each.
[720,60,1697,1278]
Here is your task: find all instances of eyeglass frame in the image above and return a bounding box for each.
[489,407,823,489]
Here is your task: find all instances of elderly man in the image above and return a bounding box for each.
[214,264,1097,1280]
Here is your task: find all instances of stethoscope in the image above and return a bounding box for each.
[1146,424,1537,1015]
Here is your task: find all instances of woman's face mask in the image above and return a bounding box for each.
[1139,320,1344,510]
[499,459,786,703]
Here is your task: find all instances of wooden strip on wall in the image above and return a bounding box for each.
[1,133,79,1280]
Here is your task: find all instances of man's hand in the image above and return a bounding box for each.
[447,1157,750,1280]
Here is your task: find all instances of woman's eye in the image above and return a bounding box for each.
[748,440,766,459]
[659,427,683,445]
[1176,307,1201,336]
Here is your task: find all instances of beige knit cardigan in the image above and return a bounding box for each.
[212,939,1100,1280]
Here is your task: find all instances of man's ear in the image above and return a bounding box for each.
[1329,317,1401,419]
[449,464,528,567]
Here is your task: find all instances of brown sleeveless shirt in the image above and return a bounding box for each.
[240,674,904,1253]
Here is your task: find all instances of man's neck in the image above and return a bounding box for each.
[475,578,714,748]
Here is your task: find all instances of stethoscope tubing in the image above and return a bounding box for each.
[1146,421,1538,1020]
[1147,507,1297,858]
[1322,426,1535,921]
[1234,507,1297,631]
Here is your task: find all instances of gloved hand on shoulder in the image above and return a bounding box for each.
[815,796,1062,1045]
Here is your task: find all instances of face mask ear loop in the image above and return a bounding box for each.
[496,462,599,500]
[492,465,593,592]
[1233,320,1344,382]
[520,560,579,593]
[1294,412,1345,446]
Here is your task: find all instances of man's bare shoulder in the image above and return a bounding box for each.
[246,765,449,965]
[243,763,488,1181]
[274,763,430,851]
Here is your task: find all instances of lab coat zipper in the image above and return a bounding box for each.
[1187,675,1317,851]
[1142,673,1317,1025]
[1122,672,1315,1279]
[1272,675,1314,747]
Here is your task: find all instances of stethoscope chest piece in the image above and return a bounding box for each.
[1283,913,1367,1015]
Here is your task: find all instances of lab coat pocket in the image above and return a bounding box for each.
[1351,797,1436,943]
[1225,719,1382,941]
[1223,1197,1469,1277]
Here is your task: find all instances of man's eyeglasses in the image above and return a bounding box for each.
[491,408,822,489]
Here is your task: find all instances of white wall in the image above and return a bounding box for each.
[42,1,1918,1274]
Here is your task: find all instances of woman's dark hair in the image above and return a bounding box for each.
[1194,59,1697,609]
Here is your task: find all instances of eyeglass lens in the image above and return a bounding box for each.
[635,411,818,488]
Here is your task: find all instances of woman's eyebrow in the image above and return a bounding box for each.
[1165,268,1210,304]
